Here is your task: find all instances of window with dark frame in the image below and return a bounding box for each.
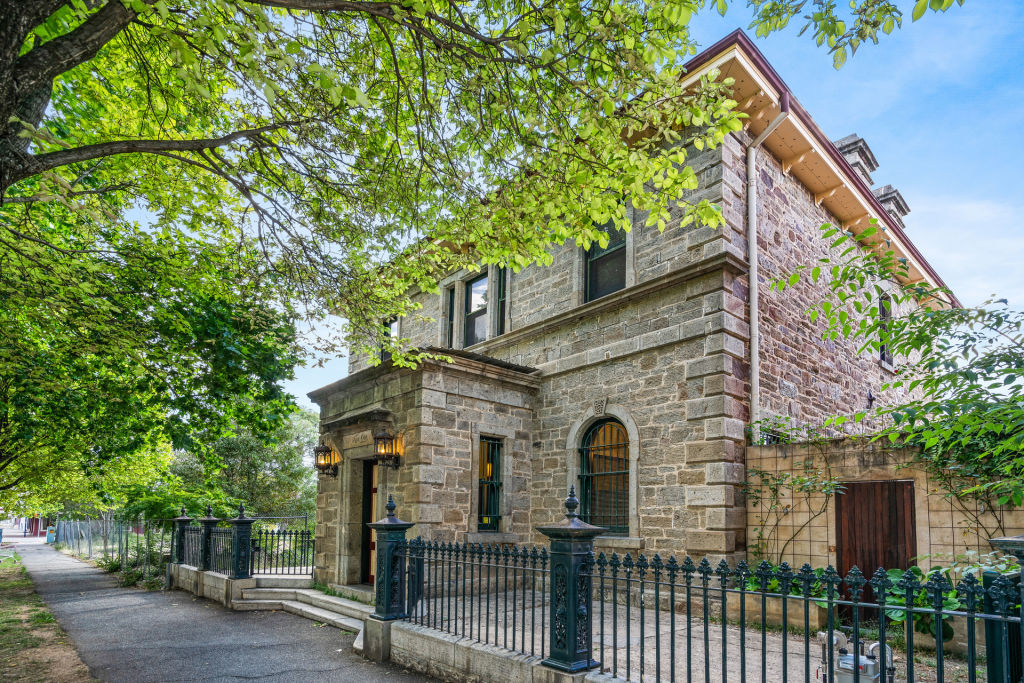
[445,286,456,347]
[879,293,894,365]
[495,267,508,336]
[464,273,488,347]
[578,419,629,535]
[478,436,503,531]
[584,221,626,303]
[379,317,399,362]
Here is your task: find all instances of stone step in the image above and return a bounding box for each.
[327,583,374,605]
[279,600,363,633]
[240,588,298,601]
[232,599,285,612]
[252,576,313,589]
[294,590,374,621]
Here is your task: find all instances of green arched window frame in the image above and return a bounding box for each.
[578,418,629,534]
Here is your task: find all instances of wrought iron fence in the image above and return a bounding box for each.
[182,526,202,567]
[377,491,1024,683]
[249,528,314,575]
[54,516,173,586]
[397,539,550,658]
[210,528,233,573]
[586,553,1024,682]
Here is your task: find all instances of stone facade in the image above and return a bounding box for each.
[310,35,947,585]
[310,354,539,586]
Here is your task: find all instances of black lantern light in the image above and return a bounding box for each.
[313,440,338,477]
[373,428,400,469]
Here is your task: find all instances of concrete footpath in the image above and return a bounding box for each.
[13,539,433,682]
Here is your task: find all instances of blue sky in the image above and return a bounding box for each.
[285,2,1024,408]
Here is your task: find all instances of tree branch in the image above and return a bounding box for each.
[10,0,152,110]
[4,122,299,191]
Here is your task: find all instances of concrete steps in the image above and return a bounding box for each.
[251,576,313,589]
[233,587,373,637]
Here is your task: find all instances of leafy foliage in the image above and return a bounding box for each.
[171,409,318,518]
[0,213,301,508]
[0,0,964,503]
[772,222,1024,506]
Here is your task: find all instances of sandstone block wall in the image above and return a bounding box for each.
[745,442,1024,570]
[722,131,916,426]
[312,356,538,585]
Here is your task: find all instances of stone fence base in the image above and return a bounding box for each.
[363,619,620,683]
[168,563,255,608]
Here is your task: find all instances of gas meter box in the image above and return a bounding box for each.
[835,652,880,682]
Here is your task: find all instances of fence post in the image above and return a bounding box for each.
[199,506,219,571]
[536,486,606,673]
[229,504,255,579]
[172,507,191,564]
[367,495,414,621]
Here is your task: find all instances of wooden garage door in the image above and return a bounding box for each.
[835,480,916,591]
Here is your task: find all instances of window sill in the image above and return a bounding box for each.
[879,359,895,374]
[467,531,517,545]
[594,535,645,551]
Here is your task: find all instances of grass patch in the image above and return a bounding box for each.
[0,552,93,682]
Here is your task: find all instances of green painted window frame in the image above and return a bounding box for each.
[578,418,629,535]
[478,436,503,531]
[495,267,508,336]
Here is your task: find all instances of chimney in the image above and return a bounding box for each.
[873,184,911,229]
[833,134,878,186]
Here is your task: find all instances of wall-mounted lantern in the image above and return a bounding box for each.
[313,440,338,477]
[372,429,400,469]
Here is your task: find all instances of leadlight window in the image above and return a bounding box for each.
[464,273,488,347]
[879,293,894,365]
[579,419,629,534]
[478,436,503,531]
[495,267,508,336]
[584,221,626,302]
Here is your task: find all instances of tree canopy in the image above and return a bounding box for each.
[0,0,967,504]
[1,0,967,349]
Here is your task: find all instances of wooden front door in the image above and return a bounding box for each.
[835,480,916,600]
[360,460,379,584]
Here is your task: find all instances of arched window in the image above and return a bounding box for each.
[579,419,629,534]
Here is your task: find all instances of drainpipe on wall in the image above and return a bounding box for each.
[746,91,790,442]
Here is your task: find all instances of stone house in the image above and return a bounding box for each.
[308,30,953,588]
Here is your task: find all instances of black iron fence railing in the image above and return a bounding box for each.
[587,553,1024,682]
[249,528,314,576]
[374,490,1024,683]
[210,528,233,574]
[182,526,202,567]
[397,539,550,657]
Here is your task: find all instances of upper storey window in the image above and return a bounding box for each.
[495,267,508,336]
[464,273,488,347]
[584,222,626,303]
[879,293,894,366]
[380,317,399,362]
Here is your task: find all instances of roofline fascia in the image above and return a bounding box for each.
[684,30,960,307]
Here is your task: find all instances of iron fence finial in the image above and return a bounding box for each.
[565,486,579,519]
[386,494,396,518]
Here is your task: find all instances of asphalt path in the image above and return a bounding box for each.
[12,538,433,682]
